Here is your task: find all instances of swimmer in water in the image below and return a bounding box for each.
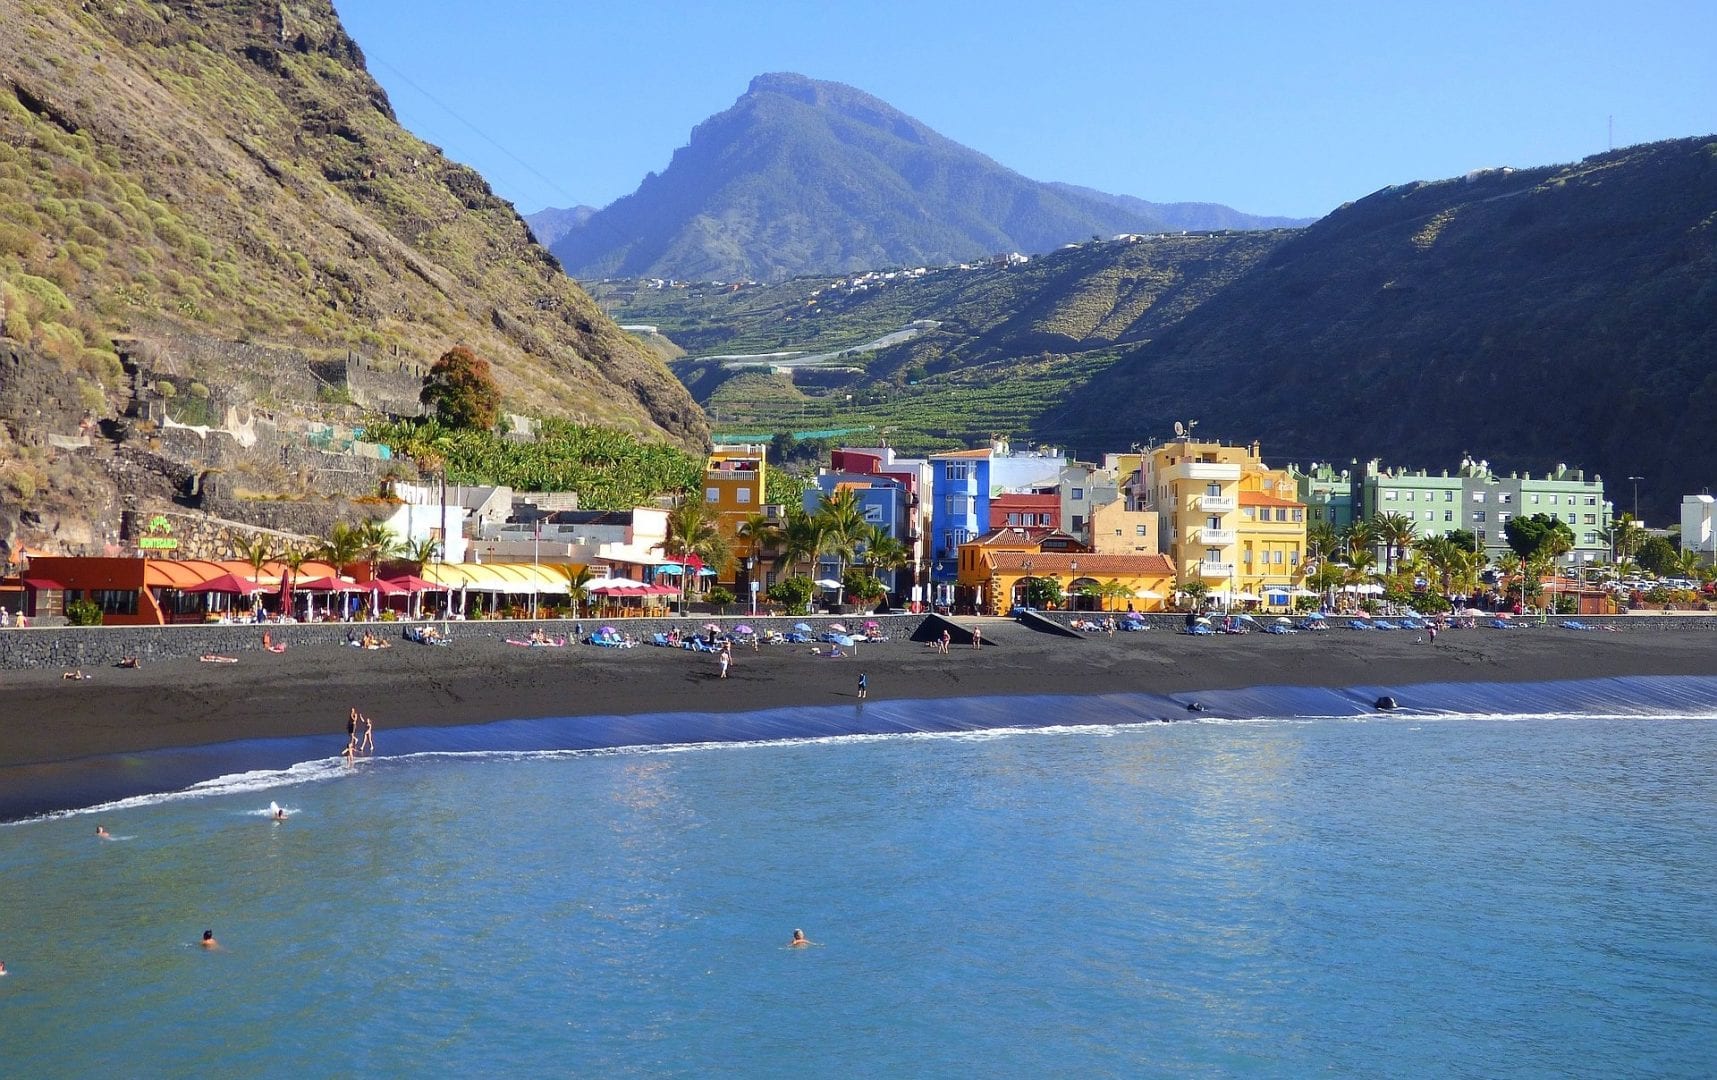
[788,929,813,948]
[201,930,219,950]
[273,806,287,821]
[96,825,112,839]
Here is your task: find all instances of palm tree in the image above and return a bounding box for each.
[777,508,825,579]
[316,522,366,574]
[279,543,312,619]
[659,497,731,604]
[1602,514,1645,571]
[1374,512,1417,577]
[355,520,403,580]
[1343,519,1379,567]
[813,491,867,596]
[1307,560,1346,602]
[567,566,593,619]
[1306,521,1343,565]
[236,534,276,617]
[861,524,909,594]
[403,537,441,569]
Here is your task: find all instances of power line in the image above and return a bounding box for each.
[365,52,584,209]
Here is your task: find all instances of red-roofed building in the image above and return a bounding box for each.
[988,493,1060,531]
[955,527,1173,615]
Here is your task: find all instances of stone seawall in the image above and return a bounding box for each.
[1026,611,1717,634]
[0,614,928,670]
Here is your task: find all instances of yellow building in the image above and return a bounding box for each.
[1142,437,1306,607]
[703,442,768,585]
[955,527,1174,615]
[1088,497,1158,556]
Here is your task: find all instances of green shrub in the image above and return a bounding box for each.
[767,575,815,615]
[155,379,177,398]
[65,598,104,626]
[11,273,71,317]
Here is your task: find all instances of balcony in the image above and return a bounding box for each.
[1194,527,1235,545]
[1161,461,1242,483]
[1196,561,1234,578]
[1196,494,1236,512]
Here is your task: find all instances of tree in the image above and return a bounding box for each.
[355,520,404,579]
[813,490,867,589]
[738,511,782,568]
[860,523,909,591]
[1636,534,1680,577]
[1178,578,1211,609]
[659,497,731,603]
[1020,576,1064,609]
[1343,519,1379,566]
[1504,513,1575,565]
[420,346,501,430]
[842,567,885,605]
[1373,512,1417,576]
[316,521,366,573]
[767,574,815,615]
[403,537,441,569]
[777,508,825,578]
[1306,521,1342,564]
[1602,514,1646,570]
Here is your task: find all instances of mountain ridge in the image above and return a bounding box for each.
[543,72,1294,282]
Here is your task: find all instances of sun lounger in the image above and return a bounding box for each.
[1374,620,1399,630]
[1489,618,1512,629]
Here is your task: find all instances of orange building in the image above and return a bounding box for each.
[26,557,344,625]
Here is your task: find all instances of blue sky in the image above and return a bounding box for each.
[336,0,1716,219]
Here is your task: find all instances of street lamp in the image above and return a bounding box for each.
[1626,476,1644,523]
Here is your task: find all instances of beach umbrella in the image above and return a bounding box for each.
[182,573,265,595]
[1193,615,1211,624]
[830,633,854,647]
[703,623,722,632]
[814,578,843,589]
[828,622,848,633]
[382,574,446,593]
[295,575,365,592]
[654,563,685,574]
[697,567,717,577]
[1274,616,1292,624]
[733,624,755,634]
[793,622,813,632]
[1235,612,1258,621]
[1131,589,1165,599]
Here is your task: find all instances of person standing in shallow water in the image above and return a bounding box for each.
[857,672,868,700]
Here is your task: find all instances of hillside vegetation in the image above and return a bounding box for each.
[549,72,1297,283]
[596,232,1284,450]
[1062,137,1717,519]
[0,0,703,446]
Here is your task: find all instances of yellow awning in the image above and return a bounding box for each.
[422,562,578,593]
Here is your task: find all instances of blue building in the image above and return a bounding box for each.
[804,471,913,596]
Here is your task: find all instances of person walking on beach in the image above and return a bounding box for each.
[940,629,951,655]
[972,626,983,650]
[719,650,731,679]
[858,672,868,700]
[1428,624,1438,647]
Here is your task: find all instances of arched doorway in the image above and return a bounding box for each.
[1067,577,1102,611]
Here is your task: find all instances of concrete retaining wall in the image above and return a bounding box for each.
[0,613,927,670]
[1023,611,1717,634]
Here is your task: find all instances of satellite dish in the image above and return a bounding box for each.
[1173,421,1184,437]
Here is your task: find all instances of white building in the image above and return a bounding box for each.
[1681,494,1716,561]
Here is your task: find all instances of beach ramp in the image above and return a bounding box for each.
[911,614,1000,647]
[1012,609,1083,639]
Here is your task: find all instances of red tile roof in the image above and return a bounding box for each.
[1240,492,1305,508]
[989,552,1174,576]
[932,448,993,459]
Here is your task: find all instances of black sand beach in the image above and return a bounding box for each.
[4,618,1715,770]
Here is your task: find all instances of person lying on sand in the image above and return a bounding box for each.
[198,655,238,664]
[62,669,89,680]
[116,656,140,668]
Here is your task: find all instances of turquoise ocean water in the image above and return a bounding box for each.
[2,681,1715,1077]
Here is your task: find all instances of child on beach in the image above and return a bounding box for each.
[858,672,868,699]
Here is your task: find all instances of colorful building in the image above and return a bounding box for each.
[703,442,770,587]
[928,440,1065,599]
[1141,436,1306,607]
[955,527,1174,615]
[988,492,1060,530]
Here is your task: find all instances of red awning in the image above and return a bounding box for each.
[22,578,64,590]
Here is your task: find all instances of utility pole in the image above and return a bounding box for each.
[1627,476,1643,523]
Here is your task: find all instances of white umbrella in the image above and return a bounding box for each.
[814,579,843,589]
[1130,588,1165,599]
[1232,591,1261,602]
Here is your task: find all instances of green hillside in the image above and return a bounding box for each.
[0,0,702,446]
[1061,137,1717,520]
[596,231,1283,451]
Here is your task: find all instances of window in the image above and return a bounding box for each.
[1204,548,1223,564]
[1292,509,1304,522]
[1243,546,1253,565]
[1072,515,1085,532]
[1423,510,1434,521]
[943,462,971,481]
[1549,494,1559,505]
[1444,510,1454,522]
[1474,511,1487,523]
[1498,492,1512,504]
[90,589,138,615]
[1472,491,1486,503]
[1531,493,1541,504]
[1476,529,1487,542]
[1384,489,1398,501]
[1585,496,1597,507]
[1272,550,1284,565]
[705,487,719,502]
[1070,487,1084,501]
[1007,513,1022,526]
[1205,482,1222,496]
[1289,550,1300,566]
[1243,507,1256,520]
[1444,490,1454,502]
[1584,514,1597,525]
[1276,508,1288,522]
[1207,516,1223,531]
[736,488,751,504]
[1135,525,1147,536]
[1498,512,1512,523]
[1585,532,1599,545]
